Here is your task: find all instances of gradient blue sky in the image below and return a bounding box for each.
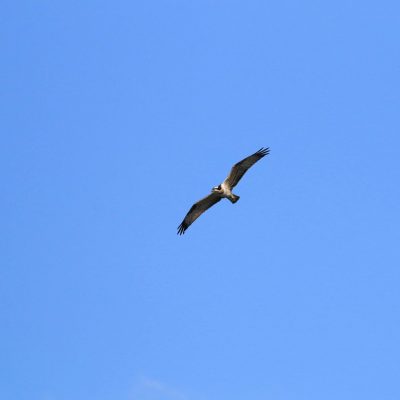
[2,1,400,399]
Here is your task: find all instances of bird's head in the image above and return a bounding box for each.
[211,184,222,193]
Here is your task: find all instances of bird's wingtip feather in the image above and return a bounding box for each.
[256,147,270,156]
[177,223,187,235]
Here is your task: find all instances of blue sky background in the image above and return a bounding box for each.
[2,1,400,399]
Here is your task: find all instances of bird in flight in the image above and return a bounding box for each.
[177,147,270,235]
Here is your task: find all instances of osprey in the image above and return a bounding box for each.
[177,147,270,235]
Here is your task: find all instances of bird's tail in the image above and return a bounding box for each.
[229,194,240,204]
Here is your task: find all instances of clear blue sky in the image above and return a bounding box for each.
[2,1,400,399]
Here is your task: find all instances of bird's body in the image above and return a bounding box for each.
[212,181,239,203]
[177,147,269,235]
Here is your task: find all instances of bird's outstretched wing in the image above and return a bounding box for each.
[177,192,222,235]
[224,147,269,189]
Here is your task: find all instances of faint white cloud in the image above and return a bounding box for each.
[130,376,190,400]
